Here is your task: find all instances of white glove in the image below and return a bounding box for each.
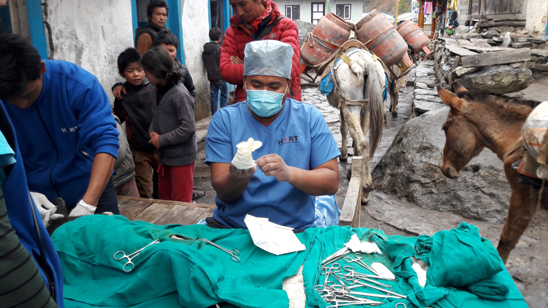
[69,200,97,217]
[30,192,64,226]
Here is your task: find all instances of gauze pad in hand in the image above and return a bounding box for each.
[231,138,263,169]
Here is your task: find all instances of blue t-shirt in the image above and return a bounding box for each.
[205,99,341,230]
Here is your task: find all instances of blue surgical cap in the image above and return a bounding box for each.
[244,40,294,79]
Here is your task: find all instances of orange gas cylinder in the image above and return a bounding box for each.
[301,13,352,66]
[355,10,408,67]
[397,20,431,54]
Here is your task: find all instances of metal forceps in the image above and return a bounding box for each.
[343,253,380,276]
[114,239,160,272]
[202,238,240,262]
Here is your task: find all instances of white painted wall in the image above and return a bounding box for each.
[276,0,363,24]
[181,0,211,120]
[525,0,548,37]
[46,0,134,104]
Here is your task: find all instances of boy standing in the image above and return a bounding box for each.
[113,48,158,199]
[152,30,196,99]
[203,27,228,115]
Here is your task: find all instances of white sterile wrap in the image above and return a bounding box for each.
[344,234,382,254]
[231,138,263,169]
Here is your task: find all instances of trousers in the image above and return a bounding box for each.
[158,162,194,202]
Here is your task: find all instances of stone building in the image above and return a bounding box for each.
[456,0,548,38]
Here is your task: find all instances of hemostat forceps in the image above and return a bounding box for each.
[114,239,160,272]
[343,253,380,276]
[202,238,240,262]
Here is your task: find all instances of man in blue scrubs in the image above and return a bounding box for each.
[0,33,119,217]
[205,40,340,231]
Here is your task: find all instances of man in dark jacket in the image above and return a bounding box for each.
[203,27,228,115]
[135,0,168,54]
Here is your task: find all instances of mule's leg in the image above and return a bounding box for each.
[339,109,348,161]
[497,164,538,263]
[389,79,399,117]
[341,105,372,204]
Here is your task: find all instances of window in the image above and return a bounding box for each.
[285,5,300,21]
[311,2,325,24]
[336,4,352,20]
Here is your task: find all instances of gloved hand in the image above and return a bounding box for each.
[68,200,97,217]
[30,192,64,226]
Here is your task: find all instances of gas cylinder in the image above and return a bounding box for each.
[301,13,352,66]
[355,10,407,67]
[397,20,431,55]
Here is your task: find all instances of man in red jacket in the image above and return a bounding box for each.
[222,0,301,103]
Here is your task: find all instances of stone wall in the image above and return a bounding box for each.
[181,0,211,120]
[46,0,134,104]
[525,0,548,38]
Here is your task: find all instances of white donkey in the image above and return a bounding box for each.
[326,49,386,203]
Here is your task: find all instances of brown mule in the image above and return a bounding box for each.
[437,82,546,263]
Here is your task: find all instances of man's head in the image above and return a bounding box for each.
[243,40,293,118]
[229,0,266,24]
[152,30,178,61]
[118,48,145,86]
[209,27,222,43]
[0,33,46,109]
[147,0,168,27]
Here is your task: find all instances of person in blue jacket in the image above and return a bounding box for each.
[0,101,64,307]
[205,40,340,231]
[0,33,120,217]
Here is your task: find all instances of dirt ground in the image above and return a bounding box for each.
[192,83,547,307]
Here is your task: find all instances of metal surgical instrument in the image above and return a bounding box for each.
[202,238,241,262]
[114,239,160,272]
[322,247,350,265]
[343,253,381,276]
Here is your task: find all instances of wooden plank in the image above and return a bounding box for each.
[118,196,216,209]
[339,156,363,228]
[462,45,519,53]
[155,206,213,225]
[191,210,214,225]
[132,202,176,224]
[118,199,153,220]
[445,45,479,57]
[461,49,531,67]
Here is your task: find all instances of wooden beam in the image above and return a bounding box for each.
[476,20,526,28]
[461,49,531,67]
[340,156,363,228]
[445,45,479,57]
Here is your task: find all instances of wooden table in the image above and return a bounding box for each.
[118,196,215,225]
[119,156,364,227]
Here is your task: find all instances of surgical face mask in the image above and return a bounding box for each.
[245,82,288,118]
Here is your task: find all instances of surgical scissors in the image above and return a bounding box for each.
[202,238,240,262]
[341,266,393,287]
[114,239,160,272]
[343,253,380,276]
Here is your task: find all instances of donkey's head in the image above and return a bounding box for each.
[437,83,484,179]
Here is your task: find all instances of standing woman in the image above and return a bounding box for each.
[221,0,301,103]
[141,47,196,202]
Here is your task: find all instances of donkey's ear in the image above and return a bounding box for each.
[452,82,469,96]
[437,85,463,111]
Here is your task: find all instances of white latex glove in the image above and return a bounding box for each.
[69,200,97,217]
[30,192,64,226]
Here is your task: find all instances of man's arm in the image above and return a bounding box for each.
[136,33,152,55]
[256,155,339,195]
[220,28,245,85]
[210,162,256,203]
[82,153,116,206]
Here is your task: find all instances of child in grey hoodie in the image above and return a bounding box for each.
[141,47,196,202]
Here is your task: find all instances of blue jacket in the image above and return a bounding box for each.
[0,102,64,306]
[3,60,119,208]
